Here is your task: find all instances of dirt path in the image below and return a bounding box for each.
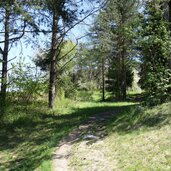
[52,110,117,171]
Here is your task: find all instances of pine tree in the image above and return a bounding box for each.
[0,1,40,115]
[139,0,171,104]
[90,0,139,100]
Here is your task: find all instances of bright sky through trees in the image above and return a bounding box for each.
[1,1,97,67]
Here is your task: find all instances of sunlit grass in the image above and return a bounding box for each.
[70,102,171,171]
[0,95,137,171]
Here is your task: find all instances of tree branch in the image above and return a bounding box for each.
[7,56,17,63]
[0,21,26,44]
[0,6,100,41]
[58,33,90,73]
[0,47,3,55]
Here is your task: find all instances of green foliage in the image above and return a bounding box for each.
[45,0,78,25]
[35,40,77,71]
[139,0,171,105]
[75,90,94,101]
[106,58,134,97]
[89,0,139,100]
[74,43,102,91]
[35,40,77,99]
[8,58,47,103]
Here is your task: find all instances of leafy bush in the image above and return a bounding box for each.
[8,58,47,103]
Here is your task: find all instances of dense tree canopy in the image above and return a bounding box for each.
[139,0,171,104]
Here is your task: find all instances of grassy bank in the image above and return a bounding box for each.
[70,102,171,170]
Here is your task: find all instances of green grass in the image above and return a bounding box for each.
[0,97,136,171]
[1,92,170,171]
[69,102,171,171]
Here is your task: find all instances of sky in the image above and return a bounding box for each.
[1,1,99,68]
[7,21,90,66]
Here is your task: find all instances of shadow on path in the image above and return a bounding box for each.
[0,102,135,171]
[52,104,137,171]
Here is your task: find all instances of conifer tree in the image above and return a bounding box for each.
[0,1,40,115]
[90,0,139,100]
[139,0,171,104]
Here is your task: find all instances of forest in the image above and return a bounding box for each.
[0,0,171,170]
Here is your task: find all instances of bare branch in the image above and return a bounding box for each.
[0,6,100,41]
[0,47,3,55]
[59,33,91,72]
[58,43,77,62]
[7,56,17,63]
[58,8,99,40]
[58,54,76,74]
[0,21,26,44]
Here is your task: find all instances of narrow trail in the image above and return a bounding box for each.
[52,110,118,171]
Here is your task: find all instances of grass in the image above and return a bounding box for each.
[1,91,170,171]
[69,102,171,171]
[0,95,137,171]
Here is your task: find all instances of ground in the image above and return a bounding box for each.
[52,110,119,171]
[52,102,171,171]
[0,98,171,171]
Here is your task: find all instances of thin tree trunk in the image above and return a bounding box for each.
[48,12,59,109]
[115,37,119,100]
[121,40,127,100]
[168,1,171,69]
[102,57,105,101]
[0,8,10,110]
[122,60,127,100]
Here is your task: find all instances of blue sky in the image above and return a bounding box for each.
[4,1,98,67]
[0,1,99,69]
[8,18,93,67]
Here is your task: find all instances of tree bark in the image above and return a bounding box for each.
[121,39,127,100]
[48,11,59,109]
[1,8,10,104]
[168,1,171,69]
[102,57,105,101]
[116,36,122,101]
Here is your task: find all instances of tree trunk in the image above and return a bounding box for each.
[0,8,10,109]
[116,59,122,100]
[121,62,127,100]
[168,1,171,69]
[116,36,122,101]
[102,57,105,101]
[48,12,59,109]
[121,40,127,100]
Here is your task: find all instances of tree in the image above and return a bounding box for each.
[90,0,139,100]
[0,0,40,115]
[9,57,47,103]
[139,0,171,104]
[39,0,97,108]
[89,11,112,101]
[73,43,102,92]
[34,40,77,98]
[40,0,97,108]
[163,0,171,94]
